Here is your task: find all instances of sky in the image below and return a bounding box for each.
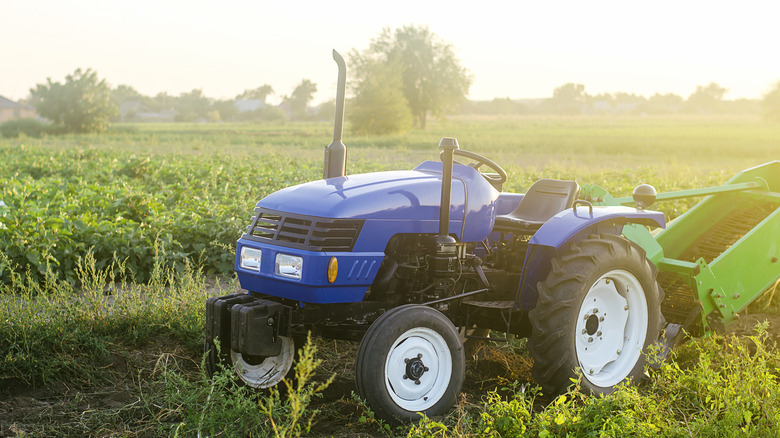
[1,0,778,105]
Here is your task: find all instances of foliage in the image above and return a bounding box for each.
[762,80,780,121]
[407,325,780,437]
[173,89,212,122]
[237,84,274,102]
[642,92,685,114]
[212,98,239,121]
[0,254,334,437]
[284,79,318,121]
[29,68,118,133]
[685,82,729,113]
[110,84,163,121]
[235,105,287,122]
[458,97,529,116]
[544,83,588,115]
[152,334,332,438]
[1,117,776,288]
[355,25,471,129]
[0,119,54,138]
[0,247,210,385]
[315,99,336,122]
[0,144,319,287]
[349,56,413,135]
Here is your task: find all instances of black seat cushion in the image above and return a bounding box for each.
[494,179,580,234]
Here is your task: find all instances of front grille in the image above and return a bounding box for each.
[242,207,364,252]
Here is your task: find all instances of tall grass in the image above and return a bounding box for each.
[0,242,213,385]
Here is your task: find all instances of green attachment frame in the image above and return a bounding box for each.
[583,161,780,334]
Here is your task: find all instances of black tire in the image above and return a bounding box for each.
[355,305,465,423]
[528,233,663,396]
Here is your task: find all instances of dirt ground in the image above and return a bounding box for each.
[2,311,779,437]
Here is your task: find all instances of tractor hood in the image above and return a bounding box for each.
[256,161,499,243]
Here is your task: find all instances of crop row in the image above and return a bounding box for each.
[1,133,724,288]
[0,145,324,286]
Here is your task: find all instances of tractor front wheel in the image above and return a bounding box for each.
[355,305,465,423]
[230,337,296,389]
[528,233,663,395]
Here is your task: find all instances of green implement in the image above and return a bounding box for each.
[584,161,780,335]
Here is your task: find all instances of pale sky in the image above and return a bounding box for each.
[1,0,778,104]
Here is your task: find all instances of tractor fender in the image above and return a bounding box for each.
[529,205,665,249]
[517,206,665,310]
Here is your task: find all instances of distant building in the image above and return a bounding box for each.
[592,100,614,113]
[119,100,176,122]
[119,101,149,121]
[235,99,266,113]
[0,96,36,122]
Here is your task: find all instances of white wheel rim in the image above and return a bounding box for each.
[231,336,294,389]
[575,269,648,387]
[384,327,452,412]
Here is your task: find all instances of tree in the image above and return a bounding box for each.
[212,99,238,121]
[173,89,211,121]
[284,79,317,120]
[30,68,117,133]
[642,93,684,114]
[685,82,728,113]
[349,57,412,134]
[613,92,647,114]
[546,83,587,114]
[355,25,471,129]
[111,84,143,105]
[315,99,336,122]
[762,81,780,121]
[236,84,274,103]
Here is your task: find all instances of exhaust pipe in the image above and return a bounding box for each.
[323,49,347,179]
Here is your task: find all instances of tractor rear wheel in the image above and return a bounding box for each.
[355,305,465,423]
[528,233,663,395]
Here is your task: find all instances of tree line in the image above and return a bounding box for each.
[4,24,780,137]
[461,82,765,116]
[110,79,328,123]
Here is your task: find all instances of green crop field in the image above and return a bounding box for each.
[1,116,779,437]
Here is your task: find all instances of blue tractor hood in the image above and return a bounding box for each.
[257,161,500,243]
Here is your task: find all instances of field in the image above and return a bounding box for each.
[1,115,779,437]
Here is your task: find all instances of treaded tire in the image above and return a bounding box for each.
[528,233,663,396]
[355,305,465,423]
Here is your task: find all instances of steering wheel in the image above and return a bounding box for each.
[443,149,507,186]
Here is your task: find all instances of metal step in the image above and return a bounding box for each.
[463,300,517,310]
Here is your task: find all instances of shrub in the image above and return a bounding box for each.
[0,118,52,138]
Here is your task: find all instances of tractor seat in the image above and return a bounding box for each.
[493,179,580,235]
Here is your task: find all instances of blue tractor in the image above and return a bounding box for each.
[205,51,669,422]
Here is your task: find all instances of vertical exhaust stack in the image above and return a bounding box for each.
[323,49,347,179]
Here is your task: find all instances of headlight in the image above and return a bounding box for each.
[275,253,303,279]
[240,247,262,271]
